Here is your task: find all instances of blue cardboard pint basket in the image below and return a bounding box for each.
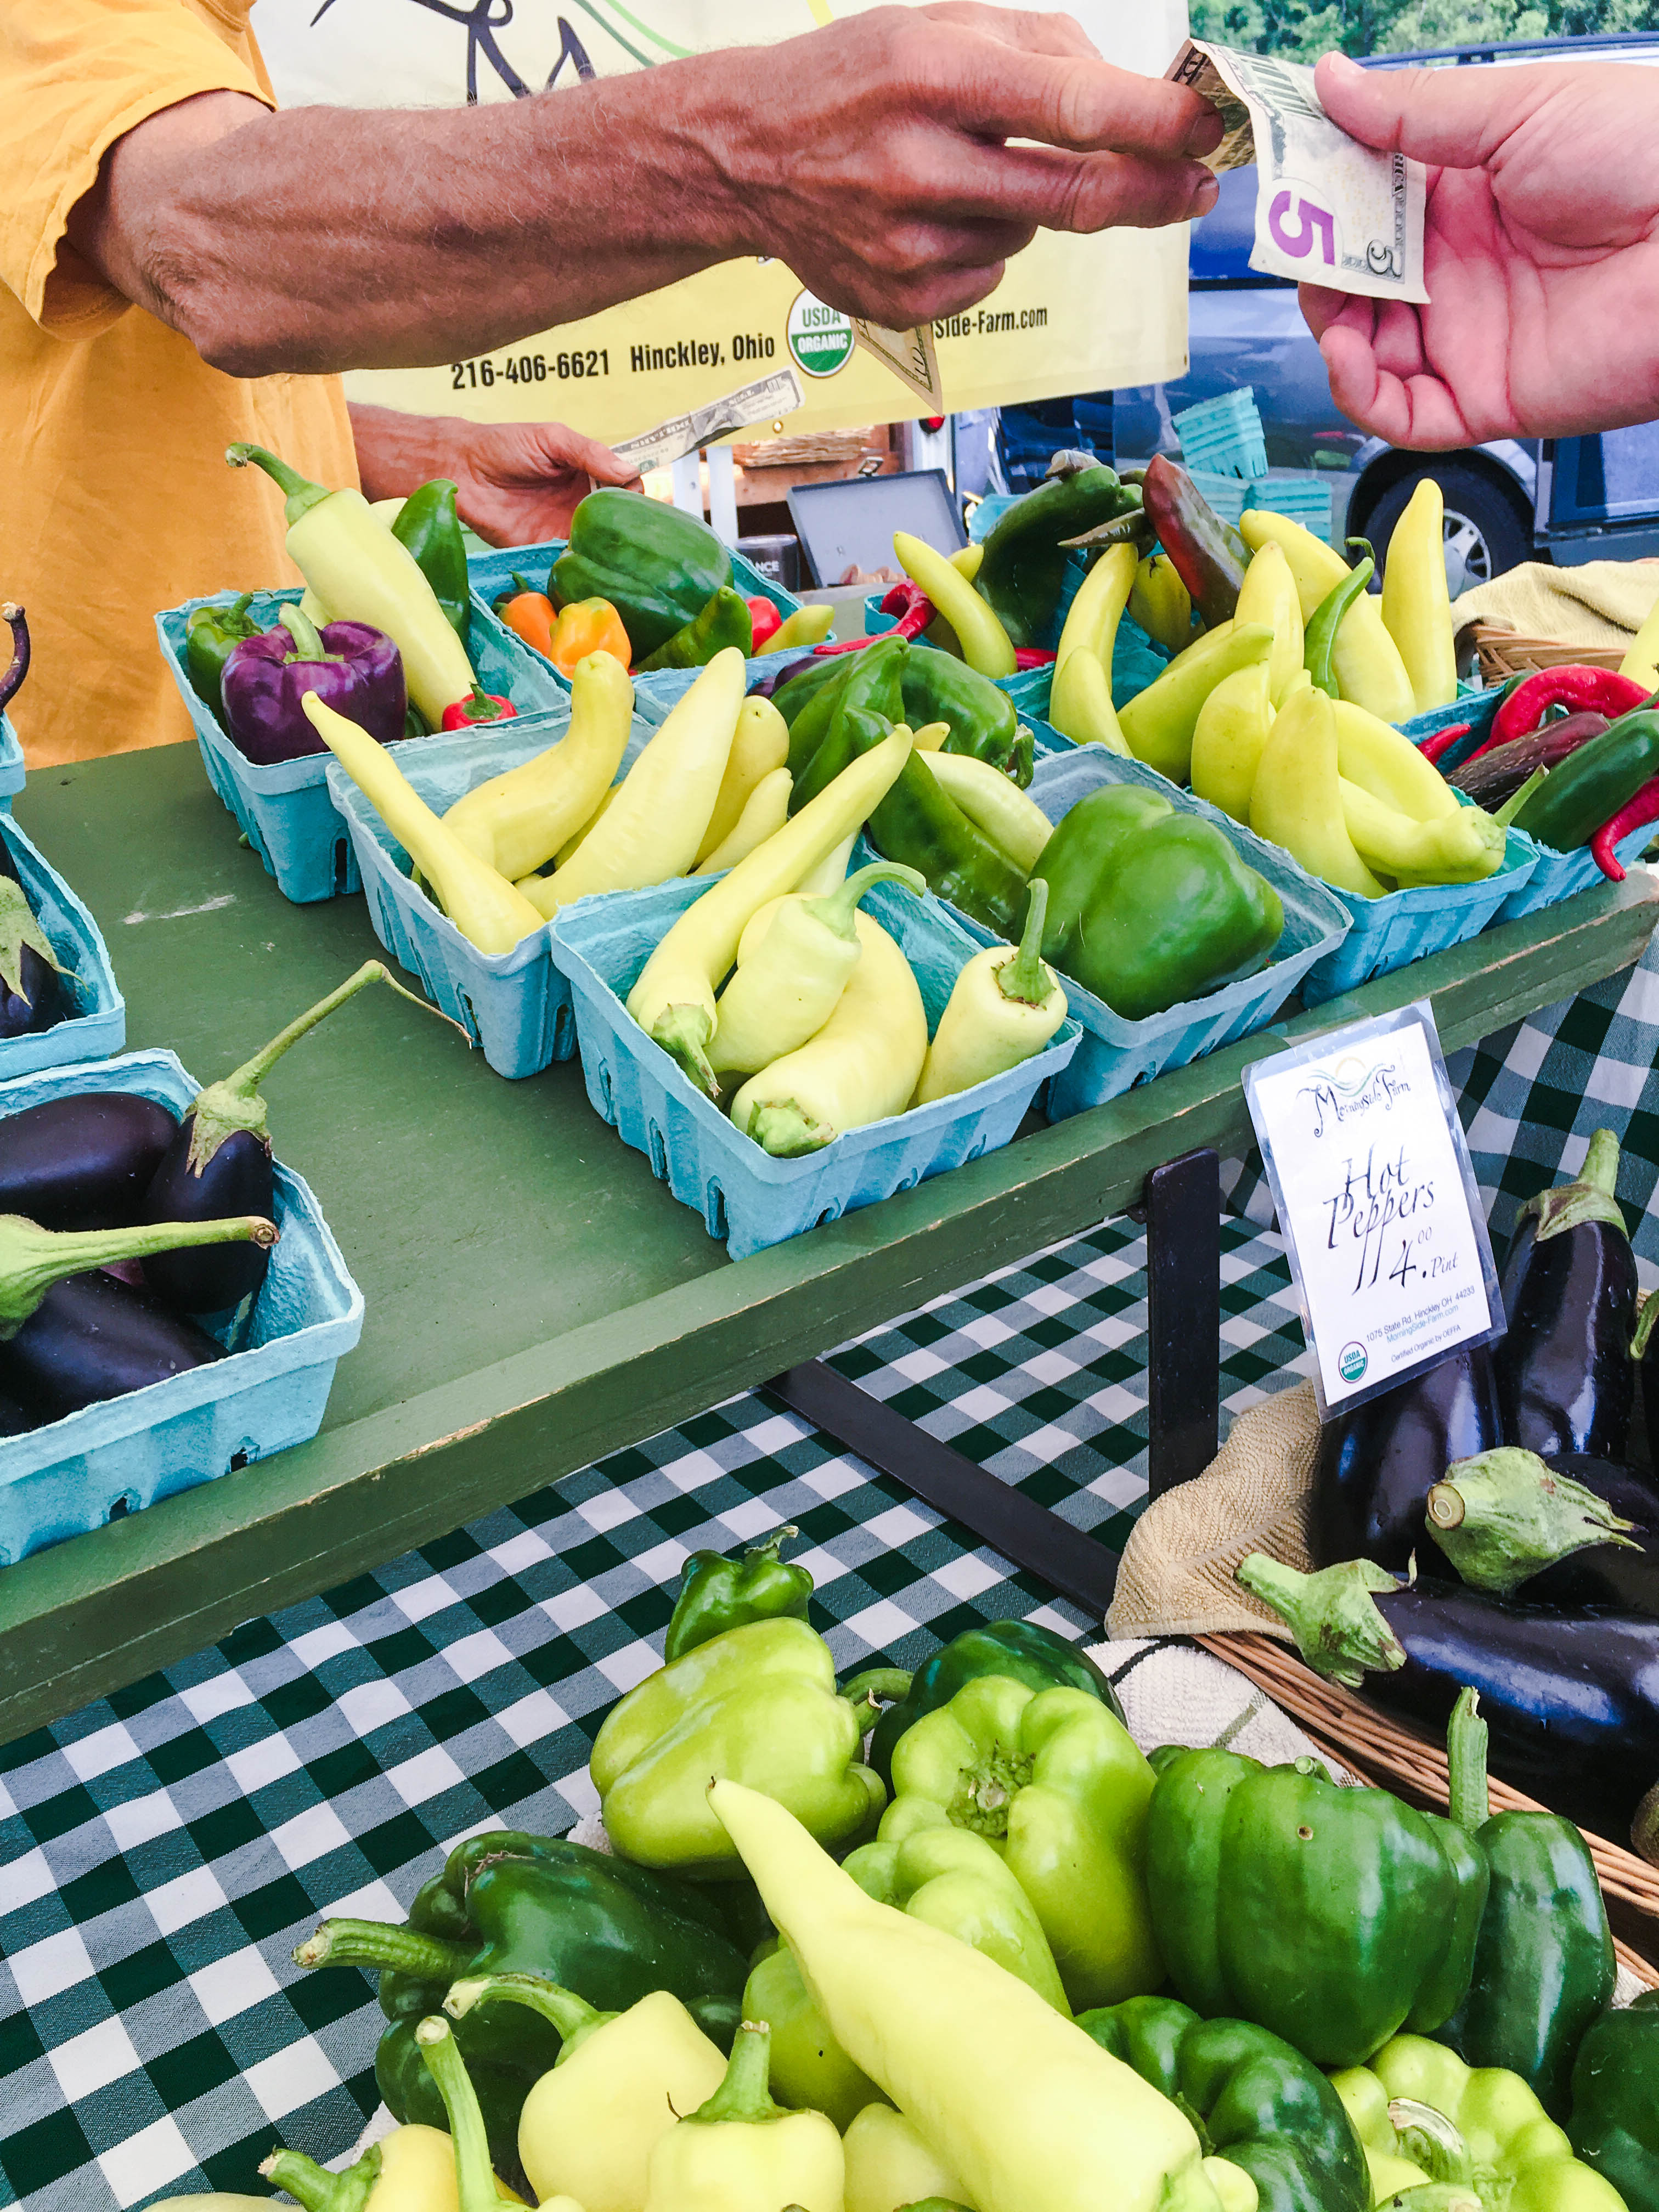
[156,587,565,904]
[553,875,1080,1259]
[0,1050,363,1567]
[955,744,1350,1120]
[328,702,658,1079]
[0,714,23,806]
[0,814,125,1076]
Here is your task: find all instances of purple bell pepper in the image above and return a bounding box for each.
[221,605,406,764]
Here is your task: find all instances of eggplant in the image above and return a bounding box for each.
[0,1210,276,1420]
[746,653,821,702]
[1310,1341,1502,1575]
[0,877,65,1037]
[0,1387,34,1435]
[142,960,442,1313]
[0,602,27,714]
[0,1091,180,1228]
[1239,1550,1659,1844]
[1426,1445,1659,1615]
[1494,1130,1637,1460]
[1448,710,1609,808]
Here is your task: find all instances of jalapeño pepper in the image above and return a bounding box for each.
[899,651,1029,786]
[1305,556,1376,700]
[637,586,754,672]
[787,640,909,805]
[1511,701,1659,851]
[976,458,1143,648]
[184,592,261,722]
[864,1617,1122,1788]
[664,1526,814,1662]
[391,478,471,645]
[834,709,1030,936]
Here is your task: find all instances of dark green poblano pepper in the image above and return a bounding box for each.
[664,1526,813,1662]
[391,478,471,645]
[976,455,1142,648]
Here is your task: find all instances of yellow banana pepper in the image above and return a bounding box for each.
[1621,582,1659,689]
[843,2106,974,2212]
[642,2021,843,2212]
[1234,540,1304,706]
[911,881,1066,1107]
[911,720,949,752]
[1118,623,1274,784]
[893,532,1017,679]
[797,829,859,896]
[1049,648,1128,753]
[1380,479,1459,713]
[697,768,793,873]
[627,728,911,1093]
[552,785,616,869]
[302,695,545,954]
[1189,661,1275,823]
[760,605,835,655]
[1240,511,1415,723]
[708,1780,1225,2212]
[1333,699,1460,821]
[1340,778,1505,884]
[261,2123,515,2212]
[697,697,791,865]
[1049,544,1139,753]
[918,751,1052,872]
[1250,687,1386,898]
[951,543,986,580]
[520,649,744,916]
[443,1978,725,2212]
[443,653,633,880]
[1128,554,1192,656]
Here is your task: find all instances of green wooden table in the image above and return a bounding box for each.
[1,741,1654,1741]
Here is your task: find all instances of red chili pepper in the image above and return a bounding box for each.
[1417,723,1471,765]
[440,686,517,731]
[1014,647,1058,669]
[1590,772,1659,882]
[1488,666,1650,751]
[810,583,939,657]
[746,595,782,648]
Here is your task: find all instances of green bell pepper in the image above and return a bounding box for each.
[865,1616,1122,1788]
[845,1821,1070,2011]
[184,592,261,723]
[742,1940,889,2131]
[291,1830,748,2175]
[788,639,909,805]
[1335,2032,1627,2211]
[1436,1689,1615,2120]
[1077,1995,1370,2212]
[665,1525,812,1663]
[1570,1992,1659,2210]
[1146,1746,1488,2069]
[1035,785,1284,1022]
[552,488,732,660]
[772,653,851,734]
[977,459,1143,648]
[898,652,1029,786]
[590,1617,885,1878]
[637,585,754,671]
[882,1675,1162,2010]
[391,478,471,644]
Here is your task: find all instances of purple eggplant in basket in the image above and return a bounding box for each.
[0,1092,180,1230]
[1426,1445,1659,1616]
[221,606,406,764]
[0,1211,276,1421]
[0,877,65,1038]
[143,960,453,1312]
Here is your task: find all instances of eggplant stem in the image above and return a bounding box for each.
[0,1211,275,1339]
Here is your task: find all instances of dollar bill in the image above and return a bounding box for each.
[611,366,806,473]
[851,317,945,411]
[1167,39,1428,304]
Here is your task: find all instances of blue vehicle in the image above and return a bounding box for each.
[1007,33,1659,594]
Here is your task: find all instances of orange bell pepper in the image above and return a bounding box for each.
[550,596,631,677]
[496,574,557,659]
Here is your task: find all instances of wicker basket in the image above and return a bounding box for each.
[1199,1630,1659,1982]
[1466,622,1629,684]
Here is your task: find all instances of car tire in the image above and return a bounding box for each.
[1364,464,1532,598]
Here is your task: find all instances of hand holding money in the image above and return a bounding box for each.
[1302,52,1659,449]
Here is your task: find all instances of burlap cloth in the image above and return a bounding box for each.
[1107,1381,1317,1640]
[1453,557,1659,652]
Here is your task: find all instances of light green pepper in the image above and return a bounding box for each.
[882,1677,1163,2011]
[591,1618,885,1878]
[742,1942,889,2131]
[843,1824,1069,2012]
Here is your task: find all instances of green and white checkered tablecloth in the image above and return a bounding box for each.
[7,939,1659,2212]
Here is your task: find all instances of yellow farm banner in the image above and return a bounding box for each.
[249,0,1191,441]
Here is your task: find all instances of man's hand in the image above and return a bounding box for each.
[349,406,639,546]
[1301,54,1659,447]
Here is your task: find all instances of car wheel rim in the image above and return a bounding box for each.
[1443,510,1492,596]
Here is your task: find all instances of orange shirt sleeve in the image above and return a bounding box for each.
[0,0,273,338]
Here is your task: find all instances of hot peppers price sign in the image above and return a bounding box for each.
[1244,1004,1502,1414]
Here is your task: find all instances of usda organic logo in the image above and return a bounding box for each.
[1338,1341,1369,1384]
[787,291,855,379]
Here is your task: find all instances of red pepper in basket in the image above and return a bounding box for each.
[746,595,782,649]
[810,581,938,657]
[1014,647,1058,669]
[1488,665,1650,749]
[441,686,517,730]
[1591,774,1659,882]
[1418,723,1470,766]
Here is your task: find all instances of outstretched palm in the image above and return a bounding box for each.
[1301,57,1659,447]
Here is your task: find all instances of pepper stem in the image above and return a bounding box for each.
[279,603,334,664]
[651,1004,718,1100]
[1519,1128,1627,1244]
[840,1667,913,1726]
[747,1102,834,1157]
[225,444,335,524]
[415,2017,503,2212]
[186,962,451,1177]
[1446,1686,1490,1836]
[1389,2102,1475,2187]
[803,860,927,944]
[999,879,1053,1007]
[1234,1553,1406,1689]
[686,2020,782,2127]
[0,1212,275,1341]
[1426,1448,1639,1596]
[291,1917,473,1984]
[444,1973,614,2062]
[259,2146,381,2212]
[1492,766,1548,831]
